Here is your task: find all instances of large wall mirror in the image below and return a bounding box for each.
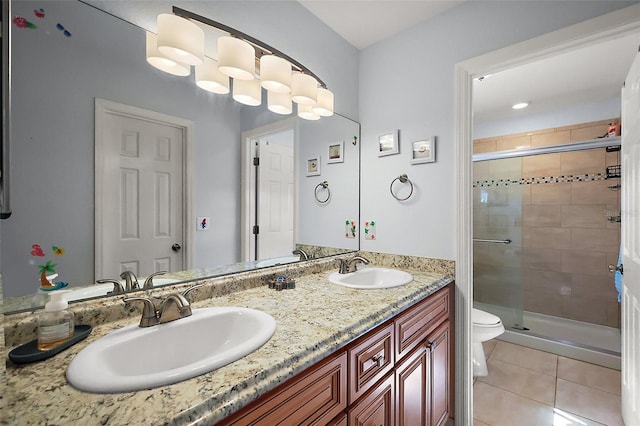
[2,0,360,313]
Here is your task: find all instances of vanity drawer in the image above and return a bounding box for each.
[348,322,395,404]
[221,351,347,425]
[395,286,450,359]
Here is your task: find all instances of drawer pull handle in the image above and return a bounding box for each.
[427,341,436,352]
[372,354,384,367]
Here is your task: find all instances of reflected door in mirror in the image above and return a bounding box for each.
[96,102,185,278]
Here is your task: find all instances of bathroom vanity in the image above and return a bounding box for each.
[4,256,454,425]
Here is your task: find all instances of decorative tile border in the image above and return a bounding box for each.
[473,172,607,188]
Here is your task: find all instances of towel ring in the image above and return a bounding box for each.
[390,174,413,201]
[314,181,330,204]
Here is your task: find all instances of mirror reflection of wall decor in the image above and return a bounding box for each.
[411,138,436,164]
[378,130,399,157]
[306,156,321,176]
[327,141,344,164]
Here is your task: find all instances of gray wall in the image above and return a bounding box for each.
[358,0,637,261]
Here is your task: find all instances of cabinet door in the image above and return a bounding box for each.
[348,373,395,426]
[222,352,347,425]
[429,320,451,426]
[396,345,429,426]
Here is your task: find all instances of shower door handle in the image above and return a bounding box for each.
[608,264,623,274]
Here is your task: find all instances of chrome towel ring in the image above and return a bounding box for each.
[314,181,330,204]
[390,174,414,201]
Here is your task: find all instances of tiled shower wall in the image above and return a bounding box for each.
[473,119,621,328]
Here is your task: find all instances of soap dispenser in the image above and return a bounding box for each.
[37,290,74,350]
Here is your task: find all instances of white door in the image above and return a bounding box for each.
[96,102,186,279]
[621,49,640,426]
[257,139,294,260]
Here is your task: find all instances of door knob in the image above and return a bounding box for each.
[608,264,623,274]
[172,243,182,252]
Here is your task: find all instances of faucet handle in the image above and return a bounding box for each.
[98,279,125,295]
[120,270,140,290]
[336,258,349,274]
[159,293,192,324]
[182,283,205,301]
[123,297,159,327]
[143,271,167,289]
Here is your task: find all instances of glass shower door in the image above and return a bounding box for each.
[473,157,525,330]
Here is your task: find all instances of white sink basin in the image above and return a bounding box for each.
[328,267,413,289]
[256,255,300,268]
[66,307,276,393]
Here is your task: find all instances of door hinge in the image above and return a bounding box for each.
[253,157,259,166]
[253,225,259,235]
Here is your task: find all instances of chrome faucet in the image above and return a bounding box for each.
[292,248,309,261]
[123,283,205,327]
[143,271,167,289]
[337,255,370,274]
[97,279,125,295]
[120,270,139,291]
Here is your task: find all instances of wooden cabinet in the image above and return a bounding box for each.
[219,284,453,426]
[219,351,347,425]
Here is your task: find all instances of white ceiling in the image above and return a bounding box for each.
[298,0,464,50]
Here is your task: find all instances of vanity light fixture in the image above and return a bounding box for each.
[195,58,230,94]
[217,36,256,81]
[156,14,204,66]
[512,102,529,110]
[268,91,293,115]
[233,79,262,106]
[146,7,333,120]
[260,55,292,93]
[146,33,191,77]
[297,104,320,121]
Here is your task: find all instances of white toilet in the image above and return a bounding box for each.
[472,308,505,377]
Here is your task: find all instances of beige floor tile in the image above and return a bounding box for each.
[483,339,498,359]
[473,418,491,426]
[478,358,556,406]
[490,341,558,376]
[555,378,623,426]
[474,381,554,426]
[551,408,605,426]
[557,357,621,396]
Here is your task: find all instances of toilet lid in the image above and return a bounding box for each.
[472,308,502,325]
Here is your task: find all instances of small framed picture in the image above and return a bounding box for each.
[306,155,321,176]
[378,130,399,157]
[411,138,436,164]
[327,141,344,164]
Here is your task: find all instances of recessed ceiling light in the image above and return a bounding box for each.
[512,102,529,110]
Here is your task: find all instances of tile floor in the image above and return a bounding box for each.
[473,340,623,426]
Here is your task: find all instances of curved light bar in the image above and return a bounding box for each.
[218,36,255,81]
[146,32,190,76]
[157,14,204,66]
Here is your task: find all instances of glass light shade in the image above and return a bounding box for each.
[233,79,262,106]
[268,91,292,115]
[218,36,255,81]
[146,32,191,76]
[291,73,318,105]
[297,104,320,121]
[196,58,230,94]
[157,14,205,66]
[260,55,292,93]
[312,88,334,117]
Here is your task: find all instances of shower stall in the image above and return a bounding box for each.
[473,135,622,369]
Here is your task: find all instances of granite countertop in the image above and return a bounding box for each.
[4,268,451,425]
